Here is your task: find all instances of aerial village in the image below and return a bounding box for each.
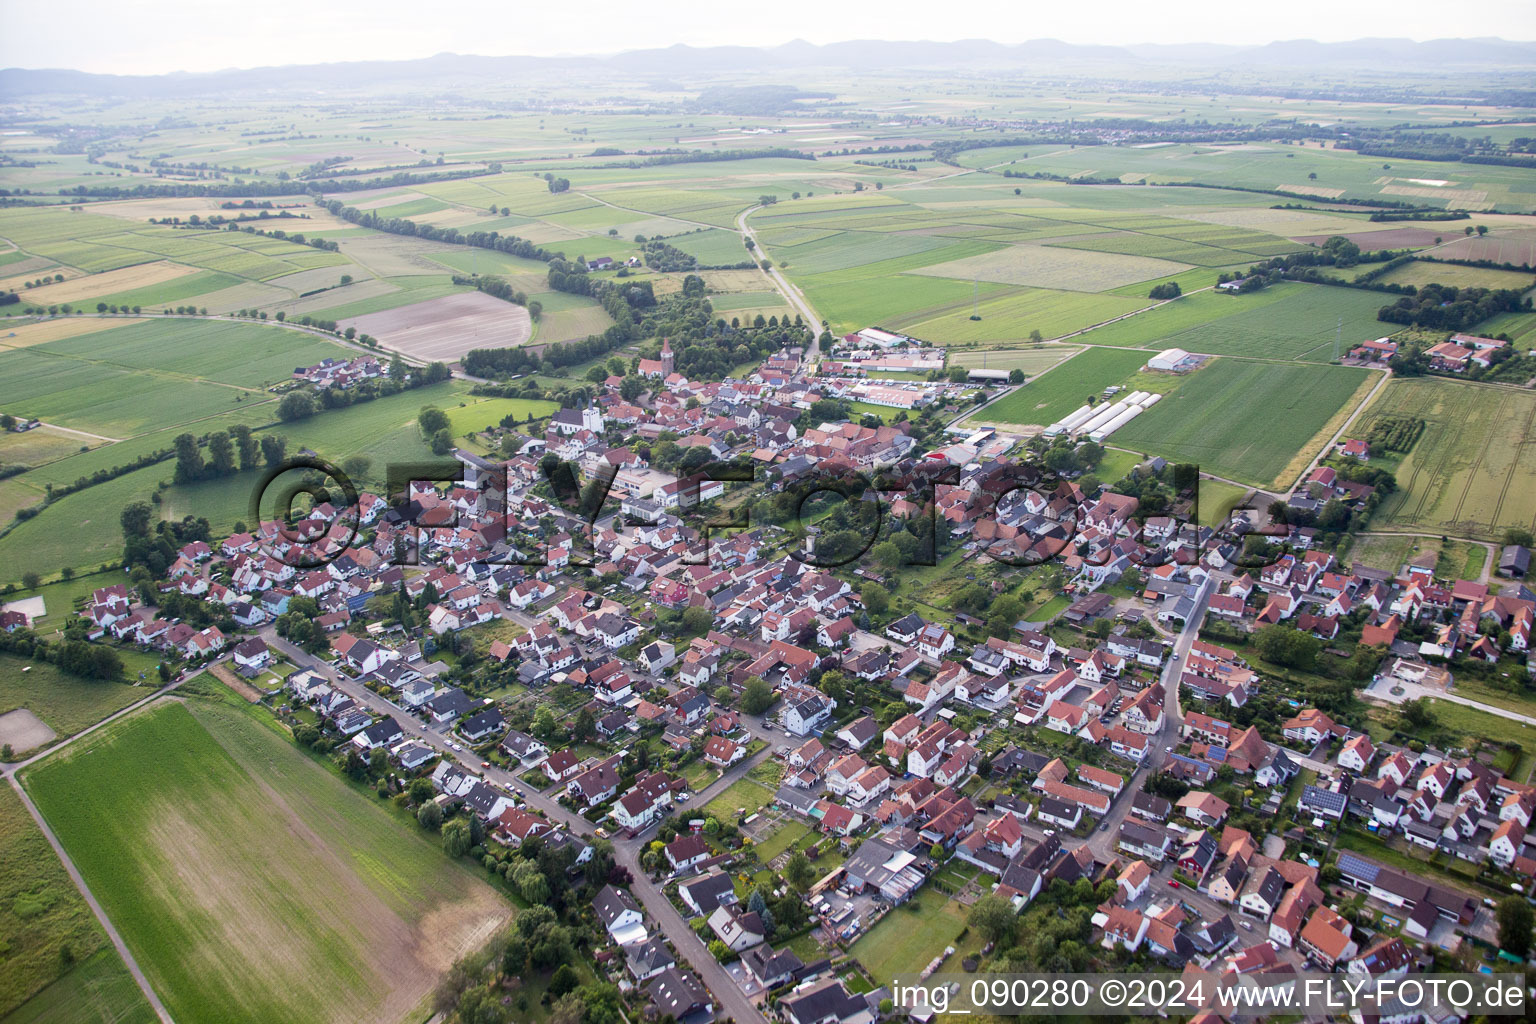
[29,323,1536,1024]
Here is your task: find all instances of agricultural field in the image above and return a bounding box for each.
[1072,282,1392,361]
[1428,228,1536,267]
[894,286,1148,346]
[960,143,1536,212]
[1112,358,1376,488]
[0,653,156,746]
[0,786,155,1024]
[949,346,1081,375]
[338,291,532,360]
[1478,310,1536,345]
[0,329,471,584]
[0,318,353,440]
[443,396,560,435]
[22,697,511,1024]
[1355,376,1536,541]
[967,346,1152,427]
[1366,260,1536,292]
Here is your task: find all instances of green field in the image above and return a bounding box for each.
[1355,376,1536,541]
[969,346,1151,426]
[0,785,154,1023]
[0,653,155,743]
[1113,359,1375,488]
[22,697,511,1024]
[1072,282,1391,361]
[0,375,472,582]
[895,286,1147,345]
[1368,260,1536,292]
[444,396,560,434]
[0,318,357,440]
[959,143,1536,212]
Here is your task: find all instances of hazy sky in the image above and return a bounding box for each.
[3,0,1533,75]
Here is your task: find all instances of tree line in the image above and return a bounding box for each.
[318,199,561,262]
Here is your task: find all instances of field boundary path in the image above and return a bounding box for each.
[736,206,822,330]
[1282,367,1391,498]
[3,675,187,1024]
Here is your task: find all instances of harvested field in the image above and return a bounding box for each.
[0,424,101,465]
[334,234,470,277]
[266,266,372,294]
[339,291,531,360]
[533,305,617,345]
[182,279,293,313]
[1357,376,1536,540]
[0,708,56,753]
[0,255,61,282]
[1427,231,1536,268]
[18,261,196,305]
[950,347,1082,375]
[274,278,396,317]
[0,267,79,295]
[910,243,1188,292]
[0,317,130,350]
[1294,226,1450,249]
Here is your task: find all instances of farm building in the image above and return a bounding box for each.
[967,368,1011,383]
[1147,348,1200,372]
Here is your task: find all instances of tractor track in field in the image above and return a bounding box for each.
[1446,390,1508,530]
[1491,394,1536,535]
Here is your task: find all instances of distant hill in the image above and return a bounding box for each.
[3,37,1535,98]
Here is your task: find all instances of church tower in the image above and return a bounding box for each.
[660,337,675,376]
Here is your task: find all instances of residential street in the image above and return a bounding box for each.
[263,630,775,1024]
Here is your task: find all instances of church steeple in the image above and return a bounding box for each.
[660,337,674,376]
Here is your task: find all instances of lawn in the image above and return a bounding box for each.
[849,885,982,981]
[1196,478,1252,526]
[967,346,1151,427]
[1112,358,1375,489]
[21,697,511,1024]
[0,653,155,743]
[703,777,774,822]
[1348,533,1424,574]
[0,785,153,1022]
[753,821,813,862]
[1355,376,1536,541]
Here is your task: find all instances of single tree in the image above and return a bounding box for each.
[1498,896,1533,957]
